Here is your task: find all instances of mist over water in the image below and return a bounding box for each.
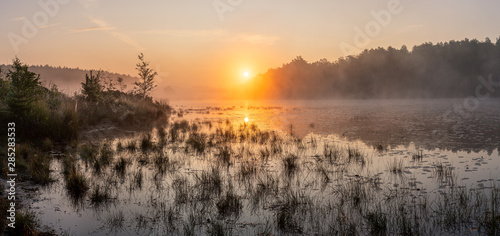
[176,98,500,153]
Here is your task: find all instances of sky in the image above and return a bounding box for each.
[1,0,500,95]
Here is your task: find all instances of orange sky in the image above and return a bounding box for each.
[2,1,500,99]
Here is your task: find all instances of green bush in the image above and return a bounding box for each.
[81,70,102,102]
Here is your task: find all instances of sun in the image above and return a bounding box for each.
[244,72,249,77]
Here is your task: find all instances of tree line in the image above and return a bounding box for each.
[246,38,500,99]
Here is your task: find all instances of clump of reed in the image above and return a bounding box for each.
[6,210,39,236]
[216,189,242,218]
[347,146,366,166]
[114,156,129,176]
[65,168,89,202]
[216,146,232,167]
[186,132,207,154]
[282,153,299,175]
[90,184,112,206]
[172,176,191,204]
[323,143,342,163]
[433,162,455,185]
[126,140,137,152]
[388,158,404,175]
[238,161,258,181]
[28,151,53,185]
[140,134,154,152]
[364,206,387,235]
[194,167,223,200]
[105,210,126,232]
[79,143,98,164]
[412,150,424,161]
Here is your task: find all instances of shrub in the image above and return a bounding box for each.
[81,70,102,102]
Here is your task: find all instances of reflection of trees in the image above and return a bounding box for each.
[248,38,500,99]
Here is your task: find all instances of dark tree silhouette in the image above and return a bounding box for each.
[247,37,500,99]
[134,53,157,99]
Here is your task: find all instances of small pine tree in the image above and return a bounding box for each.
[134,53,157,99]
[81,70,102,102]
[6,57,42,119]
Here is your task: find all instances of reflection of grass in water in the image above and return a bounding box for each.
[105,211,125,232]
[7,210,39,236]
[65,168,89,204]
[433,162,455,186]
[412,150,424,161]
[216,188,242,217]
[28,151,54,185]
[126,140,136,152]
[282,153,299,174]
[364,206,387,236]
[43,118,500,235]
[90,184,112,206]
[140,134,153,152]
[388,158,404,175]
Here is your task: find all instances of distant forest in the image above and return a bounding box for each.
[0,64,137,94]
[247,38,500,99]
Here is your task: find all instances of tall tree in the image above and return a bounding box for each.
[134,53,157,99]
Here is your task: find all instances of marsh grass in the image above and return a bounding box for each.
[140,134,154,152]
[412,150,424,161]
[365,206,387,235]
[186,132,207,154]
[132,169,143,190]
[323,143,342,163]
[433,162,455,185]
[216,189,242,218]
[216,146,232,167]
[99,142,114,165]
[173,176,191,204]
[153,151,170,174]
[126,140,137,152]
[116,141,124,152]
[28,151,53,185]
[23,117,500,235]
[65,168,89,202]
[347,146,366,166]
[481,183,500,235]
[238,160,258,181]
[90,184,112,206]
[276,206,302,234]
[282,153,299,175]
[7,210,39,236]
[157,125,167,147]
[388,158,404,175]
[79,143,97,164]
[106,210,126,232]
[194,167,222,200]
[206,220,228,236]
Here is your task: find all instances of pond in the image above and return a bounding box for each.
[28,99,500,235]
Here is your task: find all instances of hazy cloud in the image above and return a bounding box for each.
[10,17,24,22]
[71,26,115,32]
[38,23,61,29]
[71,16,143,50]
[141,29,279,45]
